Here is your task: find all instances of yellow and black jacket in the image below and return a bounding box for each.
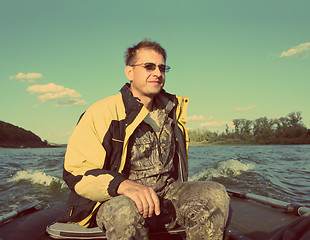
[62,83,189,227]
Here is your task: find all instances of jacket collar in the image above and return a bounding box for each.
[120,83,142,115]
[120,83,177,115]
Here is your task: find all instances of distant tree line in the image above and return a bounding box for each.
[0,120,49,148]
[188,112,310,145]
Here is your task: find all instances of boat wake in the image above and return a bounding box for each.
[8,170,66,189]
[189,159,256,181]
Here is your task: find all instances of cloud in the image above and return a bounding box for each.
[188,115,214,121]
[280,42,310,58]
[233,105,257,111]
[27,83,86,107]
[200,121,233,127]
[188,115,205,121]
[10,72,43,83]
[53,99,87,107]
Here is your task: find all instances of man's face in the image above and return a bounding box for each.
[126,49,165,100]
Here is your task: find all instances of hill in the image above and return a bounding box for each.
[0,121,49,148]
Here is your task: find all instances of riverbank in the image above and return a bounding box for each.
[0,144,67,149]
[189,140,310,146]
[189,142,260,146]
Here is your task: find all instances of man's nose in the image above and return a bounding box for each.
[152,66,162,76]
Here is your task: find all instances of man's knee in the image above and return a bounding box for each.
[173,181,230,239]
[175,181,229,207]
[96,195,144,230]
[191,181,229,220]
[170,181,230,226]
[198,181,230,209]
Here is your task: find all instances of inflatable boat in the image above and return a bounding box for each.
[0,189,309,240]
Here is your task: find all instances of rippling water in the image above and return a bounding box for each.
[1,145,309,215]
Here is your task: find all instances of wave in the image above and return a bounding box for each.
[189,159,256,181]
[8,170,66,189]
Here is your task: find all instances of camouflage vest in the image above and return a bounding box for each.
[125,94,176,195]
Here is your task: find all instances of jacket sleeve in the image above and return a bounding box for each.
[63,100,126,202]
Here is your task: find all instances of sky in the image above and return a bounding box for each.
[1,0,310,144]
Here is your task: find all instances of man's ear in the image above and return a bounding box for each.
[125,65,133,81]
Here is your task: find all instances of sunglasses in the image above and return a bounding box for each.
[129,62,171,73]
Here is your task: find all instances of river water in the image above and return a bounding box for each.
[0,145,309,215]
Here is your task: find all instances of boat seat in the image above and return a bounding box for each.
[46,222,186,240]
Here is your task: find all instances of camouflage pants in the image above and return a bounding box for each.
[96,181,230,240]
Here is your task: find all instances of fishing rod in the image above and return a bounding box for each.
[227,189,310,216]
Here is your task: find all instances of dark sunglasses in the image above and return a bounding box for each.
[129,62,171,73]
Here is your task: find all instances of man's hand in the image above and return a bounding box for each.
[117,179,160,218]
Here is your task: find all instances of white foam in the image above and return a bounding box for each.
[8,170,66,188]
[189,159,256,181]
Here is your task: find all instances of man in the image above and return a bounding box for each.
[63,40,230,240]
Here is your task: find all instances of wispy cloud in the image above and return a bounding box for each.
[200,121,233,127]
[53,99,87,107]
[10,72,43,83]
[280,42,310,58]
[27,83,86,107]
[233,105,257,111]
[188,115,214,121]
[188,115,205,121]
